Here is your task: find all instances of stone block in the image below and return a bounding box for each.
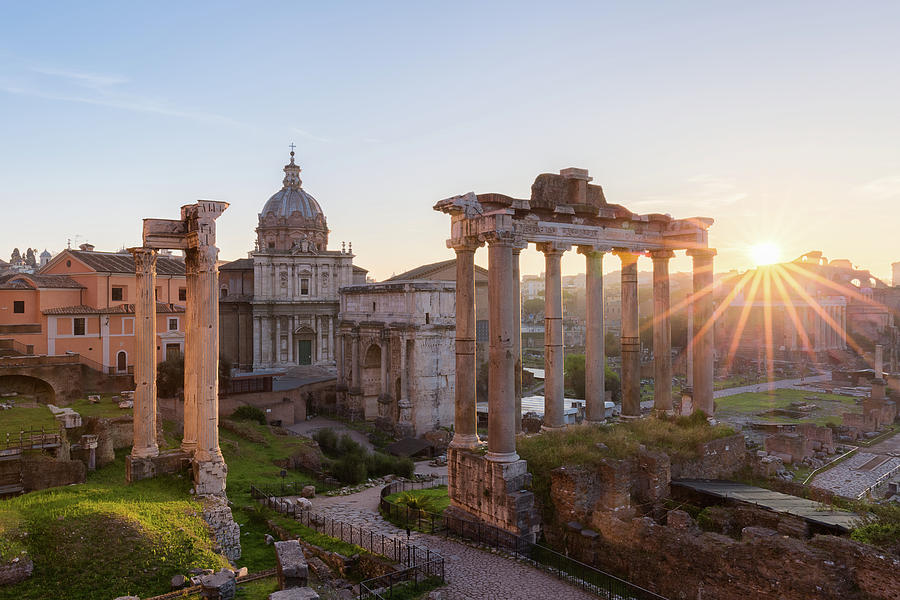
[202,496,242,562]
[275,539,309,588]
[0,557,33,585]
[301,485,315,499]
[667,510,695,530]
[269,588,320,600]
[199,569,236,600]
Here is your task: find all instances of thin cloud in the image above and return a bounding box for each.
[630,175,748,211]
[856,175,900,201]
[0,60,246,128]
[291,127,332,144]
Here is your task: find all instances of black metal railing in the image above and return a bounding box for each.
[249,484,445,575]
[1,427,60,451]
[358,560,445,600]
[378,479,668,600]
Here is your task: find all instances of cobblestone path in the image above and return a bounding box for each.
[812,431,900,498]
[311,485,596,600]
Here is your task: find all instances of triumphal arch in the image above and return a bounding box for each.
[434,167,715,541]
[125,200,229,496]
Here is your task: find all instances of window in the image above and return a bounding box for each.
[111,287,123,301]
[372,302,376,312]
[425,312,430,324]
[74,318,86,336]
[268,242,275,249]
[155,287,161,301]
[168,318,178,331]
[300,278,310,295]
[178,288,187,301]
[220,287,228,298]
[13,301,24,314]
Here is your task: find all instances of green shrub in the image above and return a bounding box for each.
[331,455,367,484]
[337,433,365,456]
[231,405,266,426]
[850,502,900,554]
[312,428,339,455]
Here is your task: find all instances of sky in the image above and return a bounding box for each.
[1,2,899,282]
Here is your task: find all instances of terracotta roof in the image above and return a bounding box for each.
[65,250,185,275]
[220,258,253,271]
[43,302,185,315]
[386,258,487,282]
[0,273,85,290]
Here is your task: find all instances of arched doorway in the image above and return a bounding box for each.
[294,326,316,365]
[116,351,127,373]
[362,343,381,419]
[0,374,56,404]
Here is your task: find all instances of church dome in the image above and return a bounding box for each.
[260,154,324,220]
[256,149,329,253]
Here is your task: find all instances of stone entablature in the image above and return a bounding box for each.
[435,167,716,539]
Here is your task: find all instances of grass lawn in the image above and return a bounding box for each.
[66,395,133,419]
[0,452,231,600]
[381,486,450,533]
[715,388,859,426]
[0,405,56,440]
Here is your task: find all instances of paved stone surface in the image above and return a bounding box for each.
[712,374,830,399]
[812,430,900,498]
[309,476,594,600]
[285,416,373,452]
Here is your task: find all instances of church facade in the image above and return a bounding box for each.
[219,151,366,371]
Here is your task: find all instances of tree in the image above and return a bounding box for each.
[563,353,622,401]
[156,352,232,398]
[605,331,621,357]
[522,298,544,318]
[10,248,20,265]
[24,248,36,267]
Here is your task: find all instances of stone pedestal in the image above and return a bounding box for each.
[199,569,236,600]
[194,456,228,496]
[446,447,541,543]
[126,450,191,483]
[275,540,309,589]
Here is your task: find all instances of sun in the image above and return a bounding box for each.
[749,242,780,266]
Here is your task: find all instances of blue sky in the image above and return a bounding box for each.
[2,2,899,281]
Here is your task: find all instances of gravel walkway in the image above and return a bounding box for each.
[310,480,595,600]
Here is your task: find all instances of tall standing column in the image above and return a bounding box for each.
[486,234,518,462]
[181,248,199,453]
[336,332,346,387]
[195,244,224,466]
[651,250,675,413]
[579,246,606,422]
[129,247,159,459]
[450,242,480,449]
[688,248,716,416]
[617,250,641,418]
[539,243,566,429]
[350,329,362,420]
[512,246,524,434]
[275,317,282,364]
[379,338,390,398]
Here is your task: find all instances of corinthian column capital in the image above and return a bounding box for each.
[128,247,157,273]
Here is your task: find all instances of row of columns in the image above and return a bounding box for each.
[129,245,224,466]
[449,236,717,461]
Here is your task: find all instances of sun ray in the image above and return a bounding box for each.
[769,267,819,365]
[762,268,775,390]
[773,264,866,357]
[722,270,764,372]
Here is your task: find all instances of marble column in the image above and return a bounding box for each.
[617,250,641,418]
[195,245,224,466]
[350,329,362,419]
[651,250,674,413]
[275,317,282,364]
[129,247,159,459]
[512,246,524,434]
[181,248,199,453]
[539,243,566,429]
[336,332,346,388]
[450,242,479,449]
[579,246,606,422]
[380,338,389,399]
[688,248,716,416]
[252,315,261,370]
[486,234,518,462]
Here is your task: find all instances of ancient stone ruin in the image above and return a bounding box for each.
[434,167,715,541]
[125,201,229,497]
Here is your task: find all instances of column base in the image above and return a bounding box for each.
[486,450,520,463]
[449,433,481,449]
[540,424,566,432]
[193,455,228,496]
[619,413,641,420]
[180,441,197,454]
